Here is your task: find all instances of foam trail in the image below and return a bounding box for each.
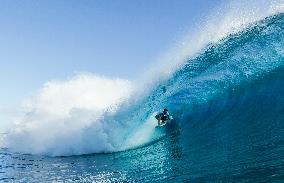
[123,113,158,149]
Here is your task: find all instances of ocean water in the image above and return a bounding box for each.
[1,8,284,183]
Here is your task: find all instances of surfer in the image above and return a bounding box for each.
[155,108,171,126]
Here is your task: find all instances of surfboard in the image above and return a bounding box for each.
[156,116,174,127]
[159,122,167,126]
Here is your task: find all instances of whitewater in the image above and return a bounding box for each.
[1,0,284,182]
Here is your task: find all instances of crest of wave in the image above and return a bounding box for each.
[146,0,284,85]
[3,74,133,156]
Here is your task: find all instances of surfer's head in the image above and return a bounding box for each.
[163,108,168,112]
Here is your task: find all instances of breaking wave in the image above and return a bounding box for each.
[2,1,284,156]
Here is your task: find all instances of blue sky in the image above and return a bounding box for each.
[0,0,221,132]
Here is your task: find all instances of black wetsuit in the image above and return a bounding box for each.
[160,111,170,122]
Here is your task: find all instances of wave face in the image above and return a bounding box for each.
[127,12,284,140]
[116,13,284,181]
[117,13,284,181]
[152,13,284,126]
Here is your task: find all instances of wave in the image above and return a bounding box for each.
[2,2,284,156]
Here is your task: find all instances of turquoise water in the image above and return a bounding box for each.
[1,13,284,182]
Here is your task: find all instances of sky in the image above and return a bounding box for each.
[0,0,222,132]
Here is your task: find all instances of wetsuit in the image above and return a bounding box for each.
[160,111,170,121]
[156,111,170,122]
